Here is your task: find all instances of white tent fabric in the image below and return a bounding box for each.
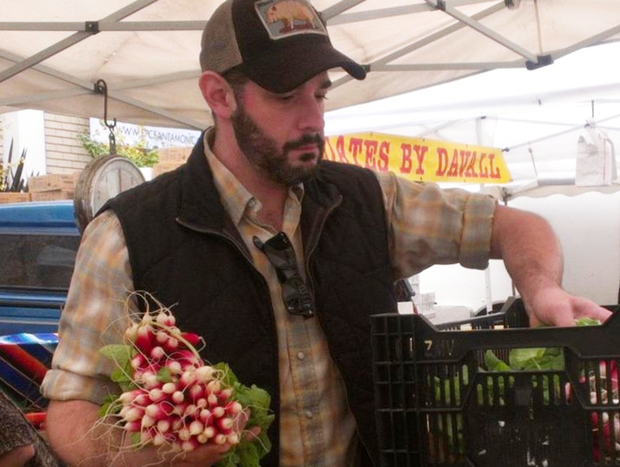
[326,40,620,190]
[1,0,620,130]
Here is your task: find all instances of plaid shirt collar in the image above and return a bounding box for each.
[202,129,304,227]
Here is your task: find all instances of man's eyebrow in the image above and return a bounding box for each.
[321,79,333,90]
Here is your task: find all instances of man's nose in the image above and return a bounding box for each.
[297,95,325,132]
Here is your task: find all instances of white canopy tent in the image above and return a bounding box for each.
[326,40,620,190]
[1,0,620,132]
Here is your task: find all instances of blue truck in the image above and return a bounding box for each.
[0,200,80,336]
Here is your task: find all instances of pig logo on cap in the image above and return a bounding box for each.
[256,0,328,39]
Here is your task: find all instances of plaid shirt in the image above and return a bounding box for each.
[42,133,495,467]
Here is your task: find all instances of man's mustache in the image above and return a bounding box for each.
[283,134,325,152]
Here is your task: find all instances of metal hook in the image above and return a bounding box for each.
[94,79,117,154]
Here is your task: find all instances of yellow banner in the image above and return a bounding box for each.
[324,132,511,184]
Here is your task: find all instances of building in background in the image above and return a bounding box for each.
[0,110,201,185]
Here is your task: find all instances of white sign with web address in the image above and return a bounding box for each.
[89,118,201,149]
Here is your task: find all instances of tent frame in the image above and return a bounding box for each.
[1,0,620,129]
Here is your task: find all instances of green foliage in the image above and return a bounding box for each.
[97,344,136,418]
[76,132,109,158]
[76,125,159,168]
[100,344,136,392]
[575,317,601,326]
[98,392,123,418]
[485,318,600,374]
[484,349,511,372]
[507,347,564,371]
[214,362,275,467]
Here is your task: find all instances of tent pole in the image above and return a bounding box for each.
[477,116,495,312]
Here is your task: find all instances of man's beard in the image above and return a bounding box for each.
[230,100,324,186]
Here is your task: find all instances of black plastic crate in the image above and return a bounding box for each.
[371,297,620,467]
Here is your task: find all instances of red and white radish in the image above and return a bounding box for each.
[99,306,250,455]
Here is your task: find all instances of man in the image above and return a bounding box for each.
[41,0,611,466]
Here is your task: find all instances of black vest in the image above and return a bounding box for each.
[104,136,397,466]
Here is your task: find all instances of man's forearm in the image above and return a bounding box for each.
[46,400,165,467]
[46,399,232,467]
[490,204,564,300]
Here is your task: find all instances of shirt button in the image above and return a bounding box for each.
[296,351,305,360]
[305,410,313,419]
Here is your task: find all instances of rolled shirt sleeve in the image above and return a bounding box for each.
[40,210,137,405]
[375,171,497,279]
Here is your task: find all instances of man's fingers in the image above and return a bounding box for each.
[572,297,613,323]
[233,408,261,441]
[244,426,262,442]
[178,442,231,465]
[164,410,261,465]
[529,292,613,327]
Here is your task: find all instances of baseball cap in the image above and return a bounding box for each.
[200,0,367,93]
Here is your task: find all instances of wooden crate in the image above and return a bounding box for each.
[0,192,31,204]
[30,189,74,201]
[28,173,79,193]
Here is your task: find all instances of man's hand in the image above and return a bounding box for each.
[129,409,259,467]
[154,442,231,467]
[168,425,260,467]
[47,399,261,467]
[490,205,613,328]
[524,286,612,327]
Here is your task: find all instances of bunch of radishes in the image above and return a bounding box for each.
[100,308,249,455]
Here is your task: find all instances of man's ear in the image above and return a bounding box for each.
[199,71,237,120]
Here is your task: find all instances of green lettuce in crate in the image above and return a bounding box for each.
[427,316,604,458]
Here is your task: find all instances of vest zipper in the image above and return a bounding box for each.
[303,195,341,294]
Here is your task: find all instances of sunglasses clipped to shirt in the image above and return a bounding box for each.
[253,232,315,318]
